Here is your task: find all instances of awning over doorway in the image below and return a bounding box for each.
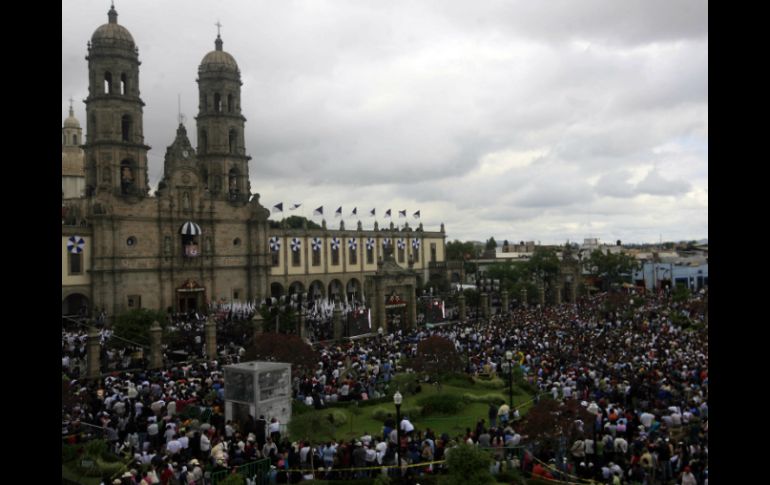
[179,221,202,235]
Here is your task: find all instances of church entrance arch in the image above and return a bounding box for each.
[328,279,343,302]
[308,280,325,302]
[270,282,285,299]
[346,278,362,303]
[62,293,90,317]
[176,279,205,314]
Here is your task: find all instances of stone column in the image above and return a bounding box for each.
[205,317,217,360]
[333,300,343,341]
[299,306,307,340]
[377,284,387,333]
[538,283,545,306]
[458,293,466,321]
[86,325,101,380]
[481,293,489,319]
[149,320,163,370]
[501,290,509,315]
[554,284,562,305]
[520,287,528,308]
[252,311,264,343]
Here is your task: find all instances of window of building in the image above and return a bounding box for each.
[214,93,222,112]
[349,247,357,265]
[120,73,127,95]
[200,130,208,153]
[182,235,200,257]
[121,115,132,142]
[233,238,241,246]
[292,247,301,267]
[229,130,237,154]
[126,236,136,247]
[312,248,321,266]
[73,134,78,145]
[233,289,241,301]
[332,247,339,266]
[127,295,141,309]
[228,94,233,112]
[367,246,374,264]
[104,72,112,94]
[120,160,135,195]
[271,249,279,267]
[398,247,405,263]
[69,252,82,275]
[413,244,419,263]
[203,94,208,112]
[431,243,437,263]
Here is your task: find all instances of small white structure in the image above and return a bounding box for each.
[224,361,292,430]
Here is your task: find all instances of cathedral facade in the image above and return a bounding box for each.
[62,6,447,317]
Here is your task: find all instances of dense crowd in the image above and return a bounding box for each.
[62,289,707,485]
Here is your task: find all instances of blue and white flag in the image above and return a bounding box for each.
[269,236,281,251]
[366,238,375,250]
[385,209,391,218]
[67,235,85,254]
[412,238,421,249]
[291,237,301,252]
[382,237,391,247]
[313,206,324,216]
[413,210,420,219]
[335,206,343,217]
[311,237,322,252]
[272,203,283,213]
[351,207,358,216]
[330,237,341,250]
[398,210,407,218]
[348,238,357,250]
[290,203,302,210]
[369,208,376,217]
[397,238,406,249]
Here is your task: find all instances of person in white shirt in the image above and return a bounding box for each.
[400,417,415,435]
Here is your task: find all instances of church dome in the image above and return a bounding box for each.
[199,36,239,72]
[91,6,135,48]
[63,113,81,129]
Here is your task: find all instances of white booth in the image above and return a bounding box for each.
[223,361,292,431]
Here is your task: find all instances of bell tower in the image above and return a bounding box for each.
[195,27,251,203]
[83,4,150,199]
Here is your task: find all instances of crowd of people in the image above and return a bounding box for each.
[62,289,707,484]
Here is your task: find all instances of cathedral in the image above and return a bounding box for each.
[62,6,447,318]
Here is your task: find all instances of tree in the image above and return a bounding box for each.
[244,333,319,377]
[485,237,497,250]
[268,215,322,229]
[446,240,476,261]
[523,248,560,295]
[410,336,464,377]
[486,261,526,292]
[585,249,639,291]
[521,399,594,456]
[111,308,168,346]
[445,443,495,485]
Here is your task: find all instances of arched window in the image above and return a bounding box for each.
[229,129,237,154]
[120,73,127,95]
[62,133,66,145]
[73,134,78,145]
[227,94,233,113]
[200,130,208,153]
[202,94,208,112]
[228,168,239,194]
[104,72,113,94]
[121,115,132,142]
[214,93,222,112]
[120,160,135,195]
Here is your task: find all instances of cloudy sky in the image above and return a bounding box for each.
[62,0,707,245]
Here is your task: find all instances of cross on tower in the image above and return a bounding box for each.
[69,97,74,110]
[215,20,222,37]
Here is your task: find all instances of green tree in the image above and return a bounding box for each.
[244,333,319,377]
[410,335,464,378]
[485,237,497,250]
[445,443,495,485]
[111,308,168,345]
[486,261,526,292]
[446,240,476,261]
[585,249,639,291]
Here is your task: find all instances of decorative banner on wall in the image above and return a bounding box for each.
[269,236,281,251]
[67,235,85,254]
[330,237,340,251]
[348,238,358,250]
[311,237,322,252]
[412,238,421,249]
[397,238,406,250]
[382,237,391,248]
[366,238,375,250]
[291,238,301,252]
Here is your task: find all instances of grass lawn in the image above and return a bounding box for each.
[288,375,534,443]
[62,462,103,485]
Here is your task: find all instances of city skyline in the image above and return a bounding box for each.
[62,0,708,244]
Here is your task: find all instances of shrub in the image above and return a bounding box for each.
[418,394,465,415]
[474,376,506,389]
[326,409,348,426]
[462,393,505,406]
[62,443,78,463]
[217,474,246,485]
[445,444,495,485]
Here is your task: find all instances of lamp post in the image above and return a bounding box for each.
[393,391,403,478]
[504,350,514,411]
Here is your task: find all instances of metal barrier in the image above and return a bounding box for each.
[210,458,270,485]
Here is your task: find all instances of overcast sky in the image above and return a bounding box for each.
[62,0,707,245]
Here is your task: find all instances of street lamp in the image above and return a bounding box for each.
[502,350,515,416]
[393,391,403,478]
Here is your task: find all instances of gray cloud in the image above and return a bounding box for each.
[62,0,707,244]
